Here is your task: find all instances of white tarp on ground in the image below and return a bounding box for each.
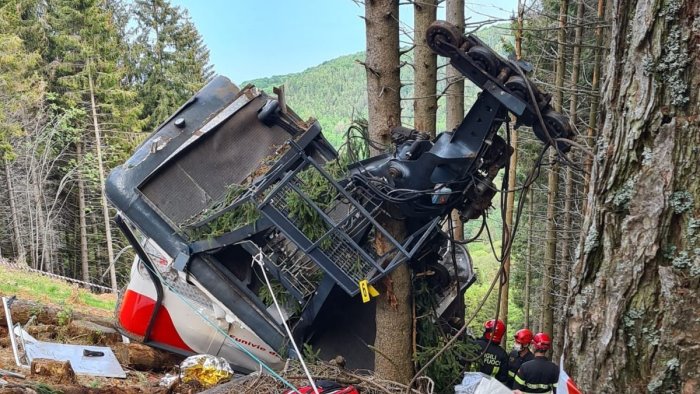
[454,372,512,394]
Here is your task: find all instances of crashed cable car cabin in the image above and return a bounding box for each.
[105,20,573,373]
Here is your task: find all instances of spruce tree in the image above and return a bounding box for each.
[130,0,214,132]
[0,0,44,263]
[46,0,138,286]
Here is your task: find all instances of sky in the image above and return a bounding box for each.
[171,0,519,83]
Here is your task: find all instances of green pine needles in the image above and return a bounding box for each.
[413,280,479,393]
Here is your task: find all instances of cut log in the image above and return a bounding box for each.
[66,320,122,345]
[30,358,77,385]
[111,342,183,371]
[0,299,114,329]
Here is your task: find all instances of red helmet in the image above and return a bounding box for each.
[483,319,506,343]
[514,329,534,345]
[533,332,551,351]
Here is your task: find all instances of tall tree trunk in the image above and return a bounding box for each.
[413,0,437,137]
[542,0,569,339]
[365,0,402,154]
[25,159,37,269]
[554,0,585,360]
[525,187,533,329]
[500,128,517,339]
[76,143,89,283]
[564,0,700,391]
[364,0,412,384]
[541,154,559,336]
[30,162,49,272]
[515,0,524,62]
[4,159,26,263]
[446,0,465,241]
[500,0,525,339]
[582,0,607,208]
[88,63,117,292]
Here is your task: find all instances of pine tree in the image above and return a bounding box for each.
[0,0,44,263]
[46,0,139,286]
[363,0,414,384]
[130,0,214,132]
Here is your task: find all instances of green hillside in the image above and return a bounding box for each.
[245,24,514,147]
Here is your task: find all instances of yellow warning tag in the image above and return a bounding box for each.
[359,280,380,303]
[360,280,370,303]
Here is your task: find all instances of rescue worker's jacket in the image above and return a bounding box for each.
[513,355,559,393]
[506,348,534,388]
[471,337,509,384]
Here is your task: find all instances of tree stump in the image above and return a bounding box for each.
[30,358,77,385]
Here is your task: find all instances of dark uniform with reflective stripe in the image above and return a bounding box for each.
[514,355,559,393]
[506,348,534,388]
[472,338,509,384]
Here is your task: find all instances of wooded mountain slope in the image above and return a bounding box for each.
[245,25,511,147]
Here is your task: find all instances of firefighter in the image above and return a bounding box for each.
[470,319,509,384]
[513,332,559,393]
[506,328,535,388]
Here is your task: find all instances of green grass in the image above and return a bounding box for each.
[78,292,116,310]
[0,265,115,313]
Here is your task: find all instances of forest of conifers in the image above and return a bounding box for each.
[1,0,698,392]
[0,0,213,291]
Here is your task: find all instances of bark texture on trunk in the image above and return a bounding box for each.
[582,0,607,198]
[445,0,464,131]
[564,0,700,391]
[413,0,437,137]
[365,0,413,384]
[446,0,465,240]
[373,219,412,384]
[365,0,401,156]
[112,342,184,371]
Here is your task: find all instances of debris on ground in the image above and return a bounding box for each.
[198,361,432,394]
[179,355,233,388]
[0,251,445,394]
[283,380,359,394]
